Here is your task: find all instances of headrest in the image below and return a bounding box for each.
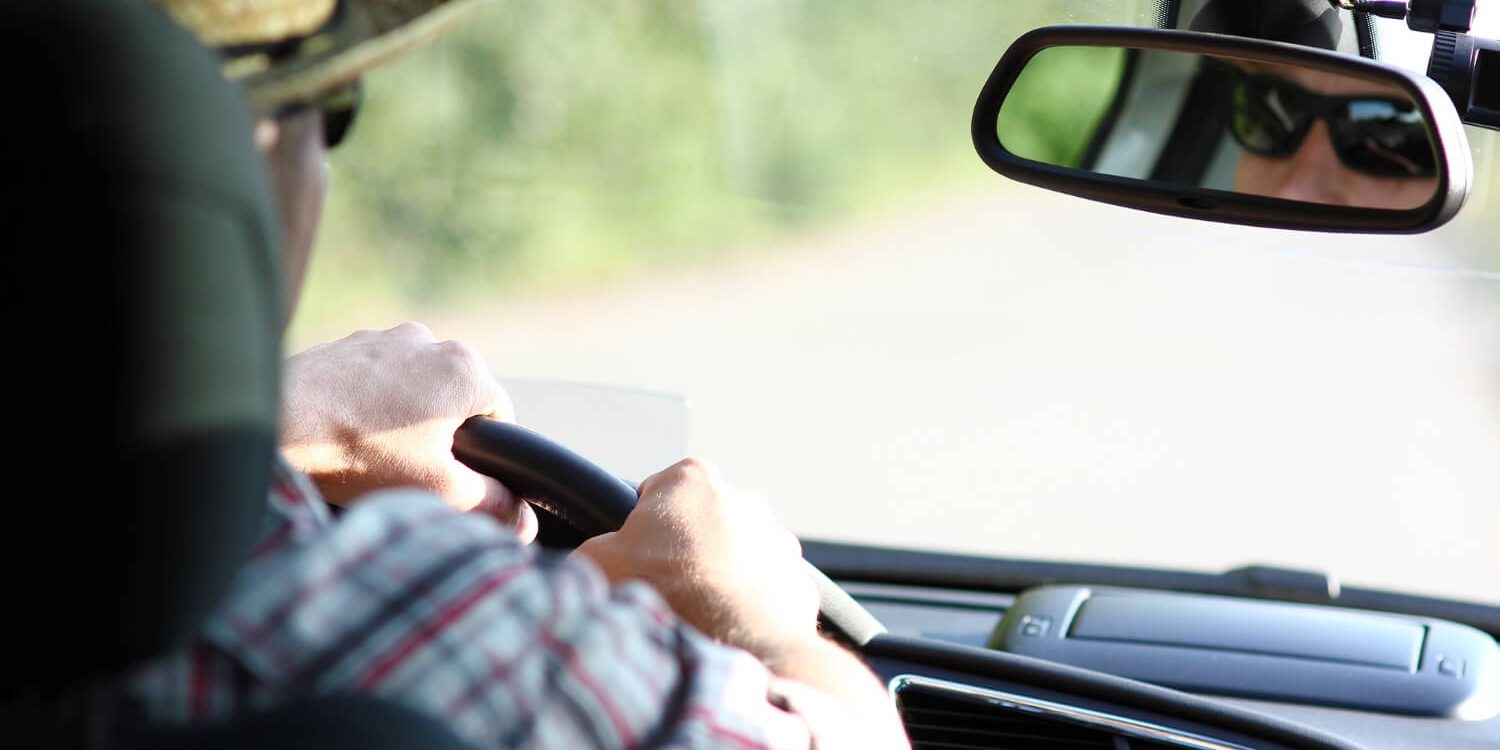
[1186,0,1353,52]
[5,0,283,694]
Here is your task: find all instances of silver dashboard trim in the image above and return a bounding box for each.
[890,673,1257,750]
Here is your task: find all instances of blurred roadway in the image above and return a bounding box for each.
[425,187,1500,604]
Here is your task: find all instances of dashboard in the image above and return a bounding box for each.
[833,580,1500,750]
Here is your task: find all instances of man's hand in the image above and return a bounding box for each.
[280,322,537,541]
[576,457,818,660]
[576,458,909,749]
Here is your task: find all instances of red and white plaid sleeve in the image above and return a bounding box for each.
[126,460,813,750]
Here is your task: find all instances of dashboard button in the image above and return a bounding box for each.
[1438,657,1465,678]
[1021,615,1052,637]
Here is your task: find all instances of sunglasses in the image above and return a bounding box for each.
[1221,66,1435,179]
[273,80,362,150]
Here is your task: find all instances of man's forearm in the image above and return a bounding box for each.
[764,635,911,750]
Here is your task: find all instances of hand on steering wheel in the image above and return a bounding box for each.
[452,417,884,647]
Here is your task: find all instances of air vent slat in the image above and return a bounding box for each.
[903,722,1116,746]
[906,742,1096,750]
[903,724,1113,746]
[902,742,1037,750]
[903,711,1111,736]
[898,684,1118,750]
[894,676,1261,750]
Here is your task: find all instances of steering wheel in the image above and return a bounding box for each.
[453,417,884,647]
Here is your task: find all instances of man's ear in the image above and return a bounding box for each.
[253,117,281,155]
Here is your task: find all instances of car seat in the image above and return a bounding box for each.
[0,1,476,747]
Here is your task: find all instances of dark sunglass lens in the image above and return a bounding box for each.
[322,105,356,149]
[1231,85,1276,153]
[1331,99,1435,177]
[1230,78,1303,156]
[320,83,362,150]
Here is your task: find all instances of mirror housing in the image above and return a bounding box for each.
[972,25,1473,233]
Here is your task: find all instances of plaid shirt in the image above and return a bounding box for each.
[127,459,812,749]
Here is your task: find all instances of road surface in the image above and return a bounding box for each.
[318,186,1500,604]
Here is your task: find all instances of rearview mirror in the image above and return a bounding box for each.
[972,26,1472,233]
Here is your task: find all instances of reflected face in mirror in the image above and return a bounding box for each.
[991,44,1446,216]
[1225,61,1437,209]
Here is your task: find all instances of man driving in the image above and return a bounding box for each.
[1222,59,1439,209]
[127,1,909,748]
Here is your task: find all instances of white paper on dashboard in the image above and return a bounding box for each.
[500,378,692,483]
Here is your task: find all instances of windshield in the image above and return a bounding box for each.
[290,0,1500,605]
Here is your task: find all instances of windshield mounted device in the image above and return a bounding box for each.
[1334,0,1500,129]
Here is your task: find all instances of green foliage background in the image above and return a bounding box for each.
[300,0,1162,331]
[996,45,1127,167]
[297,0,1498,337]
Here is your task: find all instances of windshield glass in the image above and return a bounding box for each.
[290,0,1500,605]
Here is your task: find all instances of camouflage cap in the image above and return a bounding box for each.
[150,0,486,110]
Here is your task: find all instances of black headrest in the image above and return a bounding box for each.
[5,0,283,694]
[1188,0,1347,50]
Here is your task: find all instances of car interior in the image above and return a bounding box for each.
[6,0,1497,749]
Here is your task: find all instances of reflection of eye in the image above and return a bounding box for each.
[1224,70,1438,179]
[1230,81,1303,157]
[1232,88,1279,152]
[1331,99,1436,178]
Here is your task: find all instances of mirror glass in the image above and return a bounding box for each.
[995,46,1441,210]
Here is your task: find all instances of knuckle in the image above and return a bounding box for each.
[435,340,492,386]
[670,456,717,481]
[391,320,435,340]
[673,455,709,472]
[641,457,723,499]
[437,338,484,366]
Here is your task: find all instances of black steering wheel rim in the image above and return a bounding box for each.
[453,417,884,647]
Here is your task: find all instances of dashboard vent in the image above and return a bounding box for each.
[898,684,1116,749]
[894,676,1248,750]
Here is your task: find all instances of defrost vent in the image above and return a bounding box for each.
[891,674,1256,750]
